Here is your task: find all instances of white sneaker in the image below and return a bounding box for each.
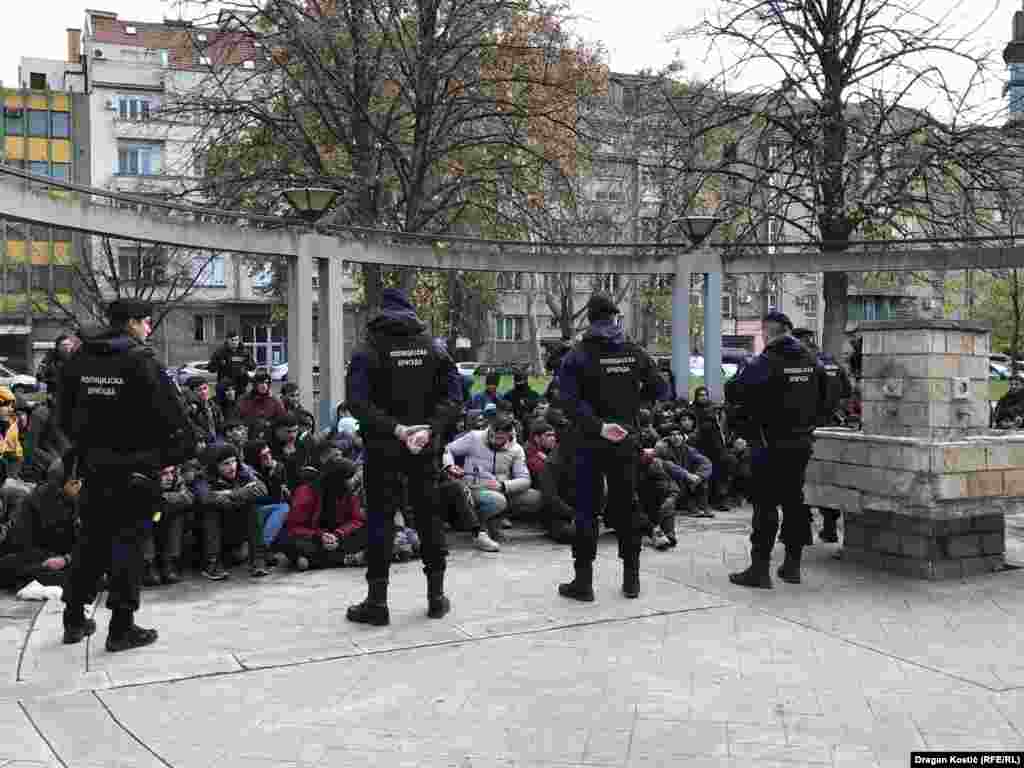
[474,531,501,552]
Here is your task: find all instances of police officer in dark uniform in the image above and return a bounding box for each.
[557,293,668,601]
[208,330,256,396]
[793,327,852,543]
[727,311,828,588]
[59,300,195,651]
[345,288,462,625]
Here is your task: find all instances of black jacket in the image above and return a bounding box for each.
[57,329,194,473]
[209,343,255,390]
[346,299,461,444]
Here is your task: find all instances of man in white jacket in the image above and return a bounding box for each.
[442,414,543,547]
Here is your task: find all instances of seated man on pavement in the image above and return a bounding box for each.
[525,420,557,486]
[242,439,291,557]
[655,419,714,519]
[0,458,79,591]
[537,408,581,544]
[281,442,367,570]
[192,443,273,580]
[141,465,195,587]
[637,448,681,550]
[443,412,542,541]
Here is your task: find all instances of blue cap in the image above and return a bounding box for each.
[763,310,793,329]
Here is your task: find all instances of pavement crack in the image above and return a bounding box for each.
[15,602,46,683]
[92,690,177,768]
[16,699,68,768]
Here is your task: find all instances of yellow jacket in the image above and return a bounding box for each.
[0,386,22,461]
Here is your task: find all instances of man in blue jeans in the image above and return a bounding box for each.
[243,439,290,552]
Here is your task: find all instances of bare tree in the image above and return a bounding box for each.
[172,0,607,313]
[672,0,1024,357]
[32,236,221,332]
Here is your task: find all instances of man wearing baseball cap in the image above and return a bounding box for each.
[725,311,828,589]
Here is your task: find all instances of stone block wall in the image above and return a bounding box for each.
[858,320,990,440]
[805,429,1022,579]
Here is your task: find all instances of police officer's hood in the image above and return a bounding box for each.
[582,319,625,345]
[366,289,426,340]
[78,324,149,357]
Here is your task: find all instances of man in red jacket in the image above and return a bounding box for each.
[238,369,286,423]
[283,447,366,570]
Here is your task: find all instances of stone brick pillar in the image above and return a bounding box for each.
[802,318,1018,579]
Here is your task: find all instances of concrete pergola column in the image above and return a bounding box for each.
[286,233,316,416]
[318,243,346,429]
[671,255,691,400]
[702,266,724,402]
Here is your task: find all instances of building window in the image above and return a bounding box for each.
[4,107,24,135]
[548,316,561,329]
[50,163,70,181]
[29,73,47,90]
[193,313,226,342]
[30,161,49,177]
[721,294,733,318]
[594,274,620,293]
[191,255,226,286]
[118,95,154,121]
[52,266,73,294]
[592,180,624,203]
[803,295,817,317]
[28,110,48,137]
[51,112,70,138]
[768,293,778,309]
[117,141,163,176]
[118,248,167,284]
[496,271,523,291]
[495,316,524,341]
[690,291,703,308]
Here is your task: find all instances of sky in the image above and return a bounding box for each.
[0,0,1019,119]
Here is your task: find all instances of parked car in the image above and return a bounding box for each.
[456,361,484,377]
[279,363,319,383]
[991,362,1009,381]
[0,363,38,393]
[176,361,219,386]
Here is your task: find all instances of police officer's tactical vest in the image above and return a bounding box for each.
[368,333,442,425]
[578,339,646,428]
[760,344,823,438]
[818,353,851,420]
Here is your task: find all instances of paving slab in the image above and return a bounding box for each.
[0,507,1021,767]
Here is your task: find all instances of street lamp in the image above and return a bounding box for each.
[669,214,723,402]
[281,187,342,428]
[678,215,722,247]
[281,187,340,224]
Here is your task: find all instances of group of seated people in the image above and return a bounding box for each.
[0,361,758,593]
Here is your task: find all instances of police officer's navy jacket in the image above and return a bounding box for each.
[726,334,828,443]
[559,320,668,440]
[346,293,462,442]
[57,327,195,472]
[817,351,852,426]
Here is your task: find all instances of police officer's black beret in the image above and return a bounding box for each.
[185,376,208,390]
[586,292,620,317]
[763,310,793,328]
[107,299,153,324]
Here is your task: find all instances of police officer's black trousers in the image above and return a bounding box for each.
[364,440,446,582]
[574,437,644,564]
[63,474,153,617]
[749,437,814,560]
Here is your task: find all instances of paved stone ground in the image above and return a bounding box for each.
[1,505,1023,768]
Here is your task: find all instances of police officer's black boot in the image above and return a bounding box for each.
[62,605,96,645]
[425,569,450,619]
[105,610,158,653]
[728,553,772,589]
[776,545,803,584]
[558,561,595,602]
[346,578,390,626]
[619,534,642,598]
